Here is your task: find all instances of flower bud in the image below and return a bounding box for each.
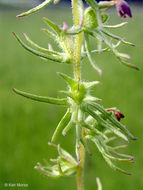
[62,22,69,31]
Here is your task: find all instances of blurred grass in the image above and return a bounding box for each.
[0,5,143,190]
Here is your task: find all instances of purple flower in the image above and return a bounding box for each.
[62,22,69,31]
[116,0,132,18]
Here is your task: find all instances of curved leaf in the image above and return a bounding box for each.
[17,0,53,17]
[12,88,68,105]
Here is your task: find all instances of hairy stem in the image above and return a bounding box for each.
[72,0,85,189]
[72,0,83,81]
[76,129,85,190]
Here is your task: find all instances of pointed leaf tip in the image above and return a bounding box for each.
[16,0,53,18]
[13,88,67,105]
[57,72,77,88]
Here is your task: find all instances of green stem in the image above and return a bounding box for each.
[72,0,85,189]
[76,135,85,190]
[72,0,83,81]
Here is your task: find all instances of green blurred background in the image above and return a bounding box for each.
[0,5,143,190]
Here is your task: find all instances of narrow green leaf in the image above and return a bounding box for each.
[83,122,109,141]
[103,156,131,175]
[91,136,131,162]
[83,95,101,103]
[100,29,135,47]
[41,28,57,39]
[108,148,135,160]
[83,81,100,89]
[23,32,61,56]
[96,177,102,190]
[98,137,133,162]
[98,1,115,9]
[101,14,108,23]
[89,102,137,140]
[85,0,98,10]
[57,160,65,176]
[84,105,128,141]
[43,17,61,36]
[111,145,128,150]
[119,58,140,71]
[17,0,53,17]
[94,30,140,71]
[12,32,70,64]
[86,135,132,175]
[51,109,71,142]
[81,47,109,58]
[85,33,102,75]
[62,120,75,136]
[57,145,77,165]
[103,22,128,29]
[57,72,77,88]
[12,88,68,105]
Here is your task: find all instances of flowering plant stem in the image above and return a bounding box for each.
[13,0,138,189]
[72,1,85,189]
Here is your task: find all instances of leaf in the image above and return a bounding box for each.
[88,102,137,140]
[51,109,71,142]
[43,17,61,36]
[86,135,131,175]
[103,22,128,29]
[84,105,129,141]
[12,32,70,64]
[12,88,68,105]
[100,29,135,47]
[62,120,75,136]
[41,28,57,39]
[94,30,140,71]
[84,33,102,75]
[96,177,102,190]
[57,72,77,88]
[82,121,109,141]
[57,145,77,165]
[17,0,53,17]
[101,14,108,23]
[23,32,60,56]
[83,81,100,89]
[85,0,98,10]
[98,1,115,9]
